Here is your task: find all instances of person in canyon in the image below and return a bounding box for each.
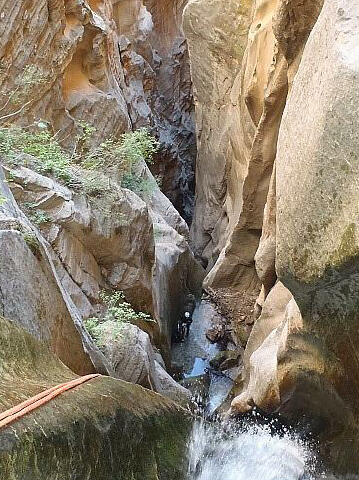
[0,0,357,477]
[183,311,193,337]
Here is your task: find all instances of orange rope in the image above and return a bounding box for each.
[0,373,101,429]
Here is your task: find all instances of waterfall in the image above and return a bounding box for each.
[187,419,319,480]
[171,300,335,480]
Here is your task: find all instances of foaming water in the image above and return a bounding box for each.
[172,301,355,480]
[187,419,318,480]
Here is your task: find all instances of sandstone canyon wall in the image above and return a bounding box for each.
[185,0,358,474]
[0,0,196,220]
[0,0,203,361]
[0,0,358,476]
[0,1,200,474]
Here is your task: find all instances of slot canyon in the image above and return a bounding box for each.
[0,0,357,478]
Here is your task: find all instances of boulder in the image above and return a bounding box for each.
[232,0,359,474]
[0,167,109,376]
[6,164,155,316]
[276,0,359,473]
[93,322,191,405]
[0,316,190,479]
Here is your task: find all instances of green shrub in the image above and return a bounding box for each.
[153,225,163,241]
[119,128,159,166]
[84,290,155,348]
[81,127,159,171]
[0,125,160,198]
[29,210,51,226]
[100,290,153,323]
[83,317,102,343]
[121,173,158,198]
[0,194,6,206]
[23,232,40,254]
[80,171,111,197]
[0,127,72,183]
[74,121,97,158]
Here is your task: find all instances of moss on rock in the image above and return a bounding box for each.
[0,317,191,479]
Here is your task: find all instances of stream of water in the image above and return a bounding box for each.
[171,300,334,480]
[187,419,318,480]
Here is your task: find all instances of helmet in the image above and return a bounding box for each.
[184,312,190,318]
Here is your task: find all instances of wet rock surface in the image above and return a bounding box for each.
[0,317,190,480]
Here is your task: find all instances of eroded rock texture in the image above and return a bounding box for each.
[0,316,190,480]
[0,167,110,376]
[1,159,203,363]
[228,0,358,473]
[0,0,203,402]
[0,0,196,221]
[186,0,323,318]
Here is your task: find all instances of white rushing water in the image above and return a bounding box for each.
[187,419,318,480]
[171,300,346,480]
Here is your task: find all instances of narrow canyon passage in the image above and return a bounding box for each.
[171,300,321,480]
[0,0,357,478]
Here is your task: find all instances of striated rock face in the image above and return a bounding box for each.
[0,0,203,413]
[184,0,252,272]
[186,0,323,318]
[0,0,196,222]
[229,0,359,473]
[0,316,190,479]
[2,159,203,360]
[0,167,110,376]
[5,163,155,316]
[0,0,131,144]
[117,0,197,220]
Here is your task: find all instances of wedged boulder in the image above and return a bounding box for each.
[0,316,191,479]
[0,167,109,376]
[154,361,192,406]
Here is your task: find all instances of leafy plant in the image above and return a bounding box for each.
[22,202,51,225]
[23,232,40,254]
[80,171,111,197]
[119,128,159,166]
[75,121,97,158]
[83,317,102,343]
[101,290,154,323]
[81,127,159,171]
[0,194,6,206]
[0,125,160,199]
[84,290,155,348]
[121,173,158,198]
[153,225,163,241]
[29,210,51,226]
[0,127,72,183]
